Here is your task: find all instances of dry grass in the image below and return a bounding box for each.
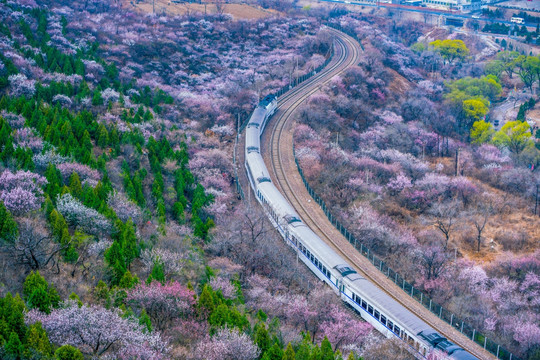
[123,0,280,19]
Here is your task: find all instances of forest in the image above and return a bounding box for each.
[0,0,539,359]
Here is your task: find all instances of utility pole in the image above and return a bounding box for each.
[535,184,539,216]
[454,148,460,176]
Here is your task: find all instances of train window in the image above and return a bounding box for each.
[380,315,386,326]
[368,305,373,315]
[388,320,394,330]
[394,325,400,336]
[361,300,367,310]
[374,310,380,321]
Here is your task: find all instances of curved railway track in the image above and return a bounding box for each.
[262,28,496,360]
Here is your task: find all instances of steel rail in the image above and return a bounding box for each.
[264,28,496,360]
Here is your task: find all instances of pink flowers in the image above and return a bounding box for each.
[0,170,46,215]
[127,281,196,330]
[193,328,260,360]
[8,74,36,98]
[26,301,169,359]
[56,163,101,184]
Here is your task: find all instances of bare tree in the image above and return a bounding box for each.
[2,218,68,271]
[215,0,226,21]
[416,243,451,281]
[429,201,460,249]
[471,201,494,252]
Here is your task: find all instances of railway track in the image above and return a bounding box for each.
[262,28,496,360]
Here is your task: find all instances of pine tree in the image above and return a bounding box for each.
[119,270,139,289]
[320,337,334,360]
[97,124,109,148]
[54,345,84,360]
[25,322,52,357]
[28,287,52,313]
[68,172,82,199]
[282,343,296,360]
[139,309,152,333]
[149,261,165,284]
[68,292,83,307]
[0,201,18,241]
[5,331,23,358]
[198,285,215,315]
[104,240,126,284]
[23,271,48,299]
[265,343,284,360]
[122,219,138,268]
[255,323,272,356]
[45,164,62,201]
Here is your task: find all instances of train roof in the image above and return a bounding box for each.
[449,350,479,360]
[257,181,299,220]
[436,339,461,355]
[288,224,350,269]
[347,275,433,336]
[247,107,267,127]
[246,152,270,182]
[245,126,260,152]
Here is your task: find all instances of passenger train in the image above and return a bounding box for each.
[244,95,480,360]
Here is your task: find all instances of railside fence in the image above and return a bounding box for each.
[292,143,519,360]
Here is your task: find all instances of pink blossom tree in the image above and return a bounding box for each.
[126,281,196,330]
[26,301,169,359]
[192,328,260,360]
[319,304,372,351]
[0,170,46,215]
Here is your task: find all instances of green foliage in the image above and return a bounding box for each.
[429,39,469,64]
[320,336,334,360]
[0,293,27,347]
[282,343,296,360]
[68,292,83,307]
[5,331,23,358]
[25,322,52,357]
[23,271,60,313]
[0,201,18,242]
[445,76,501,130]
[54,345,84,360]
[139,309,152,333]
[262,342,283,360]
[517,97,536,121]
[147,260,165,284]
[493,120,533,154]
[254,323,272,355]
[105,219,140,285]
[470,120,494,144]
[119,270,139,289]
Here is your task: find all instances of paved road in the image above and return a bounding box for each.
[259,28,499,360]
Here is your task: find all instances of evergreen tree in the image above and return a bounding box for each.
[139,309,152,333]
[5,331,23,359]
[68,292,83,307]
[264,343,284,360]
[320,337,334,360]
[282,343,296,360]
[25,322,52,357]
[104,240,126,284]
[255,323,272,356]
[54,345,84,360]
[122,219,139,268]
[0,201,18,241]
[198,285,215,314]
[97,124,109,148]
[45,164,62,201]
[148,261,165,284]
[68,172,82,199]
